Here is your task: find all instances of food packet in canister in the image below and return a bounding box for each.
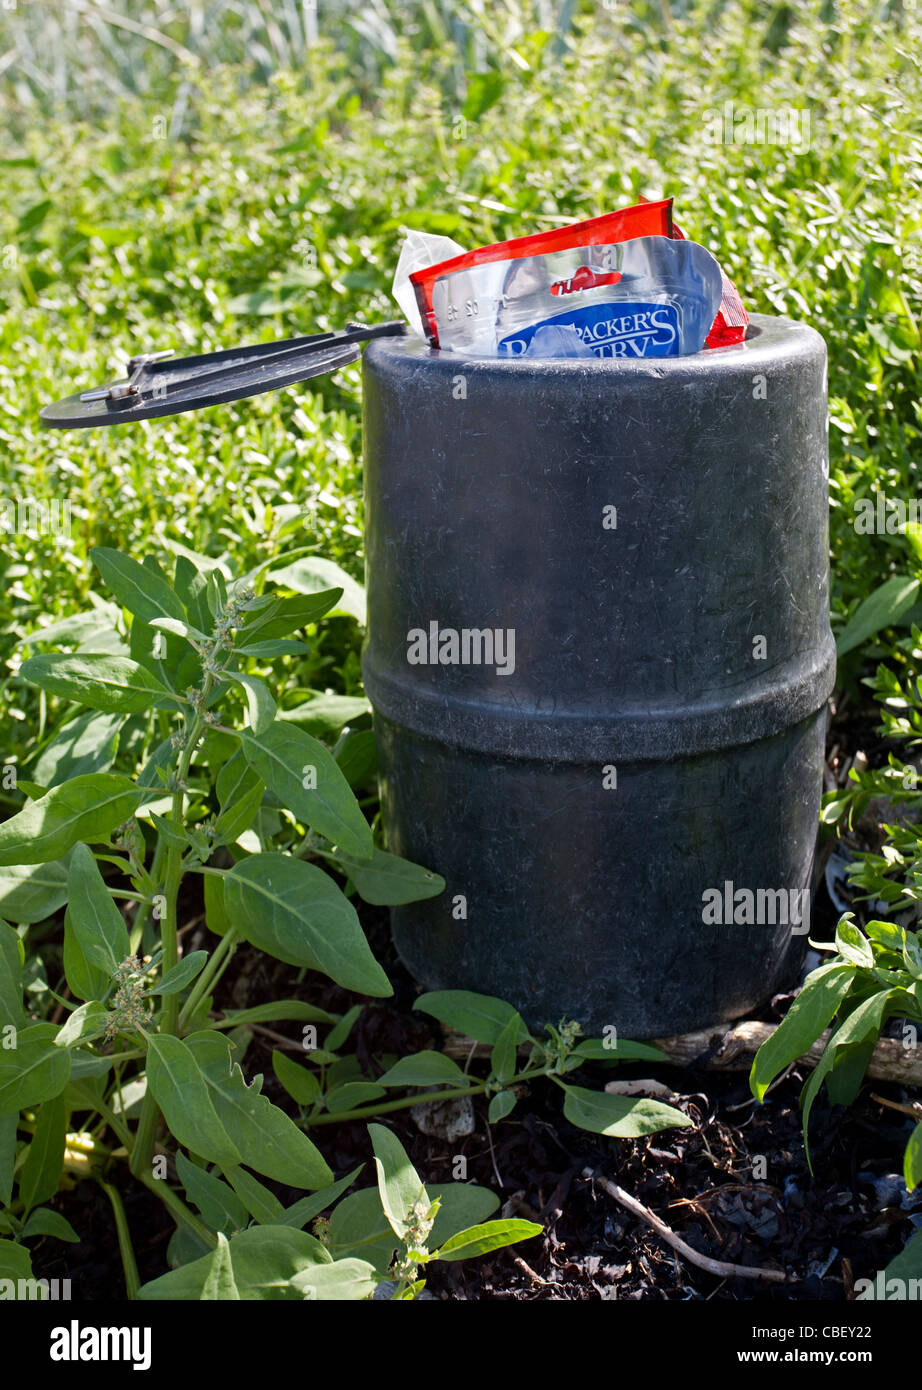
[405,198,674,347]
[417,235,724,360]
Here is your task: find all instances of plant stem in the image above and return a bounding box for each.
[137,1171,217,1250]
[307,1082,489,1126]
[178,926,238,1029]
[305,1063,552,1128]
[130,698,210,1176]
[99,1180,141,1299]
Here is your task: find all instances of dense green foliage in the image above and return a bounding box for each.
[1,1,920,775]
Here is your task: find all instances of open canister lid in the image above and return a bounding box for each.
[40,320,407,428]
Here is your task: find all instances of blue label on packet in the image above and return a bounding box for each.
[498,301,680,358]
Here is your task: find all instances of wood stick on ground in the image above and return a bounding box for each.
[650,1020,922,1085]
[583,1169,788,1284]
[441,1020,922,1085]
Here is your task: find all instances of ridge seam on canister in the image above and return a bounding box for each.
[362,639,836,763]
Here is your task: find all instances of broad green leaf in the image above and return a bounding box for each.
[376,1051,468,1087]
[223,854,390,997]
[146,1035,242,1168]
[23,604,122,652]
[278,1166,364,1231]
[173,554,213,633]
[836,576,920,656]
[750,962,857,1102]
[239,724,373,859]
[335,730,377,789]
[19,1208,80,1243]
[324,1003,363,1052]
[369,1123,427,1240]
[292,1257,376,1301]
[802,988,898,1169]
[835,914,874,969]
[327,1183,499,1271]
[433,1218,541,1263]
[152,951,208,996]
[414,991,532,1046]
[903,932,922,983]
[272,1050,321,1107]
[561,1085,692,1137]
[268,558,365,625]
[138,1225,330,1300]
[54,1001,108,1048]
[324,847,445,906]
[0,1115,16,1206]
[17,781,49,801]
[0,1240,35,1285]
[825,1037,876,1108]
[238,589,343,643]
[488,1091,517,1123]
[0,861,69,925]
[63,843,129,998]
[149,616,210,644]
[0,920,25,1029]
[215,1001,336,1028]
[0,1024,71,1115]
[204,872,232,939]
[0,775,147,868]
[90,547,187,625]
[280,693,371,736]
[491,1013,522,1086]
[200,1232,240,1300]
[904,1121,922,1193]
[18,1095,69,1213]
[176,1151,249,1236]
[223,1165,285,1224]
[214,778,264,846]
[325,1082,388,1113]
[147,813,188,851]
[33,711,121,787]
[227,673,276,735]
[865,919,905,954]
[20,654,174,714]
[236,639,308,658]
[185,1030,333,1189]
[216,749,257,807]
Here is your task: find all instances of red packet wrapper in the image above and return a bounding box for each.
[410,199,674,347]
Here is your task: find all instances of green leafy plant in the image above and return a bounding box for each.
[0,544,449,1293]
[821,628,922,919]
[750,913,922,1292]
[269,988,693,1140]
[0,547,687,1299]
[135,1123,541,1301]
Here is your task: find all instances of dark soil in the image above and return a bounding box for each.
[30,696,922,1301]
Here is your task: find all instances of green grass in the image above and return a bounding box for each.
[0,1,920,771]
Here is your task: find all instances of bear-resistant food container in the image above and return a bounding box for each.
[361,314,834,1038]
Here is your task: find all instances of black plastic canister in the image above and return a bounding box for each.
[361,314,834,1038]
